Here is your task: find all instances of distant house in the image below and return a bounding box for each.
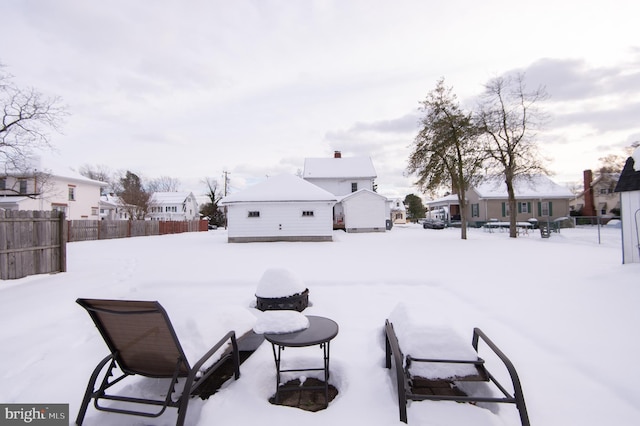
[220,174,337,243]
[99,194,119,220]
[427,175,574,227]
[148,192,200,221]
[390,198,407,224]
[570,170,620,216]
[614,148,640,264]
[303,151,389,232]
[0,164,107,220]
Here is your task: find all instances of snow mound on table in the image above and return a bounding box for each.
[388,303,479,379]
[252,310,310,334]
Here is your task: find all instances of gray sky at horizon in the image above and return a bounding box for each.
[2,0,639,199]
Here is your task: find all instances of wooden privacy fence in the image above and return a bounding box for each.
[1,212,208,280]
[0,210,67,280]
[67,219,208,242]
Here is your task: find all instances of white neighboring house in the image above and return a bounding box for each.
[303,151,389,232]
[148,192,200,221]
[99,194,120,220]
[390,198,407,224]
[0,164,107,220]
[220,174,337,243]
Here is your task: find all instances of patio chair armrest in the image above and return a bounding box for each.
[472,328,530,426]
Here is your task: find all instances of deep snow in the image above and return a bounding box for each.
[0,224,638,425]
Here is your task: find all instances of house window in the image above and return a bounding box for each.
[91,207,98,216]
[519,202,529,214]
[302,211,314,217]
[502,202,510,217]
[351,182,358,192]
[471,203,479,217]
[540,201,552,217]
[68,186,76,201]
[0,178,5,190]
[248,211,260,218]
[19,180,28,194]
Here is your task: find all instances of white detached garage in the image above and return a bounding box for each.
[220,174,337,243]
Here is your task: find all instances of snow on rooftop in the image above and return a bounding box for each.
[220,174,337,204]
[303,156,377,179]
[151,192,192,204]
[474,175,573,199]
[633,146,640,172]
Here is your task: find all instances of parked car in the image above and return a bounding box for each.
[422,219,445,229]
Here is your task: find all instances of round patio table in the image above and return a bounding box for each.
[264,315,339,407]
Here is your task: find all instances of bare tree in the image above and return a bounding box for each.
[147,176,181,193]
[79,164,117,194]
[476,73,549,238]
[407,78,485,239]
[200,177,225,226]
[1,64,66,172]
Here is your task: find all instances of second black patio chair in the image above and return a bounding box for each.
[75,298,241,426]
[385,319,530,425]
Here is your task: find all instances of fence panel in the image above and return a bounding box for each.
[0,210,66,280]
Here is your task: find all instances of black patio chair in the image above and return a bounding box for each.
[384,319,530,425]
[75,298,240,425]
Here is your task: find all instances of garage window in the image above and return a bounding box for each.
[302,211,314,217]
[248,211,260,218]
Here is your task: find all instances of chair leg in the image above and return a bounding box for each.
[76,355,113,425]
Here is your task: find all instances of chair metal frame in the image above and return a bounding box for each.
[76,298,240,426]
[385,320,530,425]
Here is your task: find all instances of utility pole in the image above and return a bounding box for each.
[222,171,230,196]
[222,171,230,229]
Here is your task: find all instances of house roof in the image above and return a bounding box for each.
[220,174,337,204]
[303,156,377,179]
[336,189,388,203]
[425,194,459,207]
[2,159,108,187]
[150,192,194,204]
[614,149,640,192]
[473,175,573,199]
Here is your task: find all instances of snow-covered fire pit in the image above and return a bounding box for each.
[255,268,309,312]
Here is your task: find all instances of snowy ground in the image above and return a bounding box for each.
[1,224,639,425]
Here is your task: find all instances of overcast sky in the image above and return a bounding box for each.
[2,0,639,199]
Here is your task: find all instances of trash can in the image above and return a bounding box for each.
[386,219,393,230]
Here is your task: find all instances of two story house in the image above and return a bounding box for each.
[147,192,200,221]
[303,151,389,232]
[570,169,621,217]
[0,164,107,220]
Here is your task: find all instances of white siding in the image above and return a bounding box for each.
[305,178,373,196]
[620,191,640,264]
[226,201,334,241]
[342,191,387,232]
[0,175,103,220]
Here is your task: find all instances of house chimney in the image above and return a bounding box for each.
[334,151,341,158]
[583,169,596,216]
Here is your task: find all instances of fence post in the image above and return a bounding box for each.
[59,212,67,273]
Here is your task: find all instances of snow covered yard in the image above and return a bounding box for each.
[0,224,638,425]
